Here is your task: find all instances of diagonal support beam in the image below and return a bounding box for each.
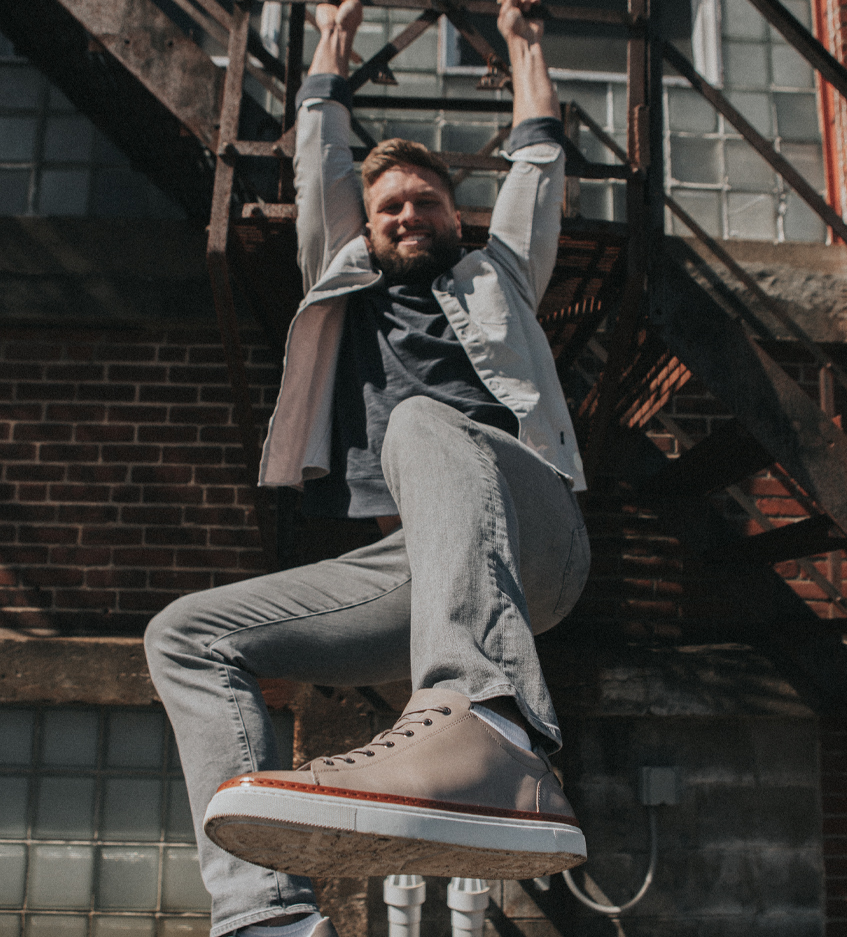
[56,0,222,150]
[657,256,847,535]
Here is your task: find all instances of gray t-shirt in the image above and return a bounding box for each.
[301,278,518,518]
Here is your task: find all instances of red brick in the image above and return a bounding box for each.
[0,423,8,441]
[17,485,48,502]
[3,364,47,381]
[188,346,226,364]
[106,364,168,382]
[145,526,207,546]
[15,383,75,401]
[0,404,43,420]
[41,444,99,463]
[0,443,37,460]
[201,426,240,444]
[194,466,244,485]
[141,485,203,504]
[13,423,73,442]
[790,581,829,601]
[170,405,230,425]
[137,425,197,444]
[93,343,157,362]
[45,404,107,421]
[80,527,143,546]
[162,446,223,465]
[3,545,50,565]
[50,547,111,566]
[18,526,78,544]
[0,589,50,608]
[183,506,246,525]
[0,504,57,523]
[5,464,65,482]
[112,486,142,503]
[755,498,808,517]
[57,505,118,524]
[86,569,147,589]
[112,547,175,567]
[107,405,168,423]
[213,571,253,587]
[201,387,239,404]
[148,570,213,590]
[25,567,85,587]
[210,528,261,548]
[826,856,847,877]
[74,424,135,443]
[76,384,136,402]
[0,527,16,544]
[130,465,192,484]
[49,485,112,503]
[205,488,235,505]
[139,385,197,403]
[66,465,127,483]
[101,445,160,463]
[54,589,117,609]
[167,328,219,344]
[5,342,62,361]
[121,506,182,525]
[170,365,230,384]
[44,364,105,381]
[118,590,180,611]
[176,548,238,568]
[158,347,187,363]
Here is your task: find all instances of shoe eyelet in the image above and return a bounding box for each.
[365,750,375,756]
[423,719,432,726]
[345,757,355,763]
[324,759,335,765]
[405,730,414,737]
[385,741,395,748]
[442,708,451,715]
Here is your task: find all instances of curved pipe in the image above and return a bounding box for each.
[562,807,658,916]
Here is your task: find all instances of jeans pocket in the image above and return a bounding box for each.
[553,524,591,620]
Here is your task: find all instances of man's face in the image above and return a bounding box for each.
[364,165,462,283]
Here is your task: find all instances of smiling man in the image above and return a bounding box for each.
[145,2,590,936]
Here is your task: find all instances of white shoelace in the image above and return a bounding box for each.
[240,913,323,937]
[472,704,532,752]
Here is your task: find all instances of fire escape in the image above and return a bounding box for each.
[2,0,847,713]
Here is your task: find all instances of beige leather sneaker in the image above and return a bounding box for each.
[204,689,586,879]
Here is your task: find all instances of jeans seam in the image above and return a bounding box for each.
[204,574,413,656]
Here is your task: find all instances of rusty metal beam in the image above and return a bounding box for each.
[704,513,847,565]
[664,42,847,243]
[57,0,222,150]
[207,0,279,571]
[658,256,847,535]
[665,195,847,395]
[348,9,440,91]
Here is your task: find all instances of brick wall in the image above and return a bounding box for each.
[0,324,280,635]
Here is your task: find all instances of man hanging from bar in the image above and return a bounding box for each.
[145,1,589,934]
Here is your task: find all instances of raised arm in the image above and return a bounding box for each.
[294,0,366,293]
[497,0,559,126]
[309,0,363,78]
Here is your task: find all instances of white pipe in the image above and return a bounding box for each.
[383,875,426,937]
[447,878,490,937]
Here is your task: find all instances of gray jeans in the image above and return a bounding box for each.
[144,396,590,936]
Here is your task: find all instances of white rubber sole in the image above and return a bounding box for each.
[204,784,587,879]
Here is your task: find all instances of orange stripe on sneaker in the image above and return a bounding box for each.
[215,775,580,827]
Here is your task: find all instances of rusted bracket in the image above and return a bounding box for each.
[664,42,847,243]
[207,0,279,571]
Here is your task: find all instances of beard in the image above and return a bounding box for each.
[370,229,462,285]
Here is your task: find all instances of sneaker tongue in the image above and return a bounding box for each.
[400,688,470,718]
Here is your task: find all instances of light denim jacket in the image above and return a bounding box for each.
[258,92,587,493]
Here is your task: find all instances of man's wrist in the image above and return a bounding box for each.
[503,116,564,154]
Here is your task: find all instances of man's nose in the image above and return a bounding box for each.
[398,201,421,225]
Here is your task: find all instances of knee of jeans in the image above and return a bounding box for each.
[144,593,205,679]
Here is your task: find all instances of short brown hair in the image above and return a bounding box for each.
[361,138,455,207]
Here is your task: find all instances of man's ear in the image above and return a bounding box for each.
[363,220,373,249]
[454,209,462,240]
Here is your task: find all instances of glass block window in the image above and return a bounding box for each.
[666,0,826,241]
[0,31,185,218]
[0,705,294,937]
